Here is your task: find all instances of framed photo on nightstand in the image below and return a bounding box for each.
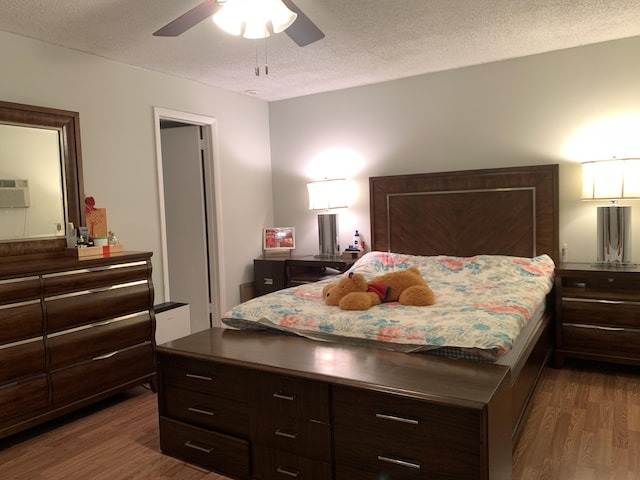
[263,227,295,250]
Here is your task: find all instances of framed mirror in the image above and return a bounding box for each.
[0,101,84,257]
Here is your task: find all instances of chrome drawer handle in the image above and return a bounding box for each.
[275,429,298,439]
[376,413,419,425]
[185,373,213,381]
[273,392,296,401]
[184,440,213,454]
[564,323,628,332]
[93,350,118,361]
[595,325,626,331]
[377,455,421,470]
[264,278,274,285]
[563,298,639,306]
[187,407,215,416]
[378,455,420,470]
[572,282,587,288]
[276,467,300,477]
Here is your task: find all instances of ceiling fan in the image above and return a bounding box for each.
[153,0,325,47]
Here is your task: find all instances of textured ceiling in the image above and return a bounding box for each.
[1,0,640,101]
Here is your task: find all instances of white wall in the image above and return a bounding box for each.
[269,36,640,264]
[0,31,274,314]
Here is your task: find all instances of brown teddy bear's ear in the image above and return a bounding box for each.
[351,273,368,291]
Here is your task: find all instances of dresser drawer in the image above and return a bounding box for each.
[253,445,332,480]
[51,342,154,405]
[162,384,249,437]
[45,282,151,332]
[561,324,640,359]
[254,259,286,295]
[560,297,640,329]
[159,355,248,400]
[251,372,330,422]
[159,416,250,480]
[0,276,40,306]
[0,338,46,384]
[48,313,152,369]
[42,262,150,296]
[252,414,332,462]
[0,301,43,345]
[333,387,482,479]
[560,274,640,301]
[0,375,49,425]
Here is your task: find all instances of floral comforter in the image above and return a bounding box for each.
[223,251,555,361]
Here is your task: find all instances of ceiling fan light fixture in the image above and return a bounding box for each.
[212,0,297,39]
[212,0,244,36]
[243,14,271,39]
[267,0,298,34]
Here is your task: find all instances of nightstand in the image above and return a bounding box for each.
[554,262,640,368]
[253,255,357,296]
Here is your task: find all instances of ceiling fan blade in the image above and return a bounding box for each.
[153,0,222,37]
[282,0,325,47]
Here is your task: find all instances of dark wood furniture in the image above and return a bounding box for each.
[0,251,156,440]
[159,164,559,479]
[369,165,559,261]
[253,255,356,296]
[158,328,512,480]
[554,262,640,368]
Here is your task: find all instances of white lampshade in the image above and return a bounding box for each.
[581,158,640,200]
[213,0,297,39]
[307,179,350,210]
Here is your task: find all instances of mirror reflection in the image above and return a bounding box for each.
[0,124,65,239]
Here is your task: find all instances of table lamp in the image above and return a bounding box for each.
[581,158,640,264]
[307,179,349,257]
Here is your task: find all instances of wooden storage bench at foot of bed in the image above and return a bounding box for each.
[157,327,513,480]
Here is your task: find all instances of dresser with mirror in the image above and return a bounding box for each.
[0,101,156,440]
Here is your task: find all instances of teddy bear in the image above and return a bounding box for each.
[322,266,435,311]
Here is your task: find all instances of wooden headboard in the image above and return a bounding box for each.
[370,164,559,263]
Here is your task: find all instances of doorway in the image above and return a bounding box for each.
[153,107,225,332]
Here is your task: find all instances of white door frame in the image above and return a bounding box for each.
[153,107,226,326]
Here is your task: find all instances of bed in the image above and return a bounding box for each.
[225,251,554,362]
[226,163,558,430]
[162,164,559,479]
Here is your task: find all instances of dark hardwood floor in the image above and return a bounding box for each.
[0,360,638,479]
[0,385,225,480]
[513,360,640,480]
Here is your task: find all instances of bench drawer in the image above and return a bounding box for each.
[159,416,250,479]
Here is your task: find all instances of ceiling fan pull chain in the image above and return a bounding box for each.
[264,37,269,75]
[255,39,260,76]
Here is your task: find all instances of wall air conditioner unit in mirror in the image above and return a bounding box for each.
[0,179,30,208]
